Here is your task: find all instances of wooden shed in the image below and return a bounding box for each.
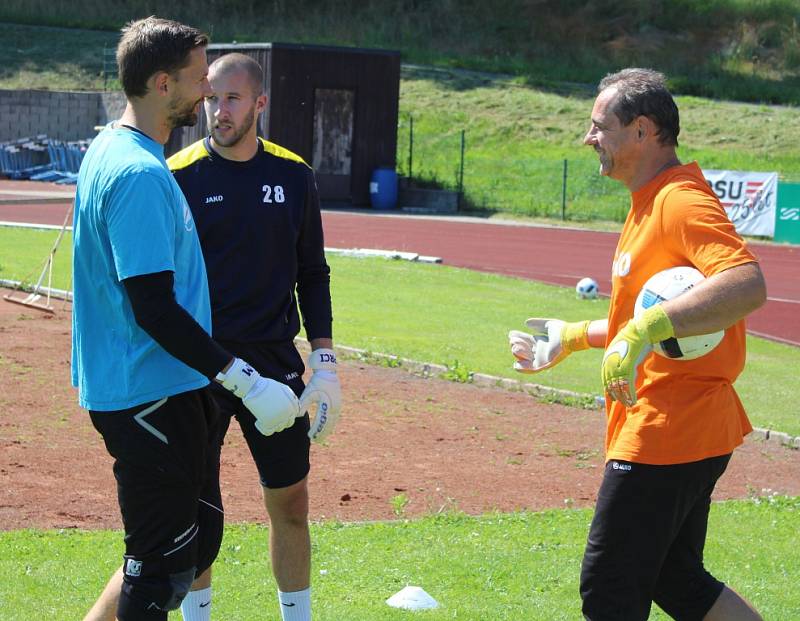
[168,42,401,206]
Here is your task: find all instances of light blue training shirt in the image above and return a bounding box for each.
[71,125,211,411]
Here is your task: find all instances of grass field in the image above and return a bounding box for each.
[1,227,798,436]
[1,497,799,620]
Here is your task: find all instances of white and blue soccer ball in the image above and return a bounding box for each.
[576,277,599,300]
[633,266,724,360]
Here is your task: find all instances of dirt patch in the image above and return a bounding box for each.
[1,289,799,530]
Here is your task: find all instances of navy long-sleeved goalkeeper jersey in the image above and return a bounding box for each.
[168,137,332,344]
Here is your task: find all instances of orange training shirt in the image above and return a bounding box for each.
[606,162,757,465]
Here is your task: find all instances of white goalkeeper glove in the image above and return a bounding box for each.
[299,348,341,443]
[217,358,300,436]
[509,318,591,373]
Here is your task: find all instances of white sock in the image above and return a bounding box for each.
[181,586,212,621]
[278,587,311,621]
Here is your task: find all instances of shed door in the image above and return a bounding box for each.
[312,88,354,201]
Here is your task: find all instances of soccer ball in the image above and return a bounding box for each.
[576,277,599,299]
[633,266,724,360]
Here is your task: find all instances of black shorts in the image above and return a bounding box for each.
[580,454,730,621]
[212,339,310,489]
[89,388,224,584]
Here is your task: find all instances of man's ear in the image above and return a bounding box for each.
[638,116,657,141]
[151,71,170,96]
[255,94,268,115]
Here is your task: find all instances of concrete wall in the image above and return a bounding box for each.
[99,92,127,128]
[0,89,126,142]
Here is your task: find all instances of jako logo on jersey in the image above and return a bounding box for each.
[205,195,224,204]
[612,252,631,278]
[125,559,143,577]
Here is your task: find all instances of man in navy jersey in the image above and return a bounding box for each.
[169,51,339,621]
[84,52,340,621]
[77,20,302,621]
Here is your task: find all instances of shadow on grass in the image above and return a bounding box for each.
[402,56,800,106]
[0,22,118,89]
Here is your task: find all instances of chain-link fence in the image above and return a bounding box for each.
[397,113,631,221]
[396,115,464,191]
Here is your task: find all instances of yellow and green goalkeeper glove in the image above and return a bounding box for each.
[601,305,674,406]
[509,318,591,373]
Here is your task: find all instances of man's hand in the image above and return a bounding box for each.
[217,358,300,436]
[299,348,341,443]
[509,318,591,373]
[601,305,674,406]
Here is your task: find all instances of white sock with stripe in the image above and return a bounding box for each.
[180,586,212,621]
[278,587,311,621]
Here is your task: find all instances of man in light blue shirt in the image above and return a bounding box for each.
[74,17,301,621]
[72,120,211,410]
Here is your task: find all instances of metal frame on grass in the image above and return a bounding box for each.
[3,201,74,313]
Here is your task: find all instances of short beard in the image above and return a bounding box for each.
[211,106,256,148]
[167,97,201,129]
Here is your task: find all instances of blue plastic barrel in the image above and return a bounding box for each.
[369,167,398,210]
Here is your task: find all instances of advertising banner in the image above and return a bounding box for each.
[775,182,800,244]
[702,169,777,237]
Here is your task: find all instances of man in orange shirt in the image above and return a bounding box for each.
[509,68,766,620]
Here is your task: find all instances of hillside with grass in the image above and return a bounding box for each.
[3,0,800,103]
[2,3,800,221]
[397,65,800,220]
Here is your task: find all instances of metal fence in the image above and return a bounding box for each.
[397,113,631,221]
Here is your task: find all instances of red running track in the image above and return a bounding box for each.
[321,211,800,347]
[1,194,797,346]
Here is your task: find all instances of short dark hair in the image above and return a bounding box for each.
[117,16,209,98]
[209,53,264,97]
[598,68,680,147]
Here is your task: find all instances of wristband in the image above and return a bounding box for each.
[216,357,259,398]
[562,320,591,352]
[309,348,337,371]
[637,305,675,343]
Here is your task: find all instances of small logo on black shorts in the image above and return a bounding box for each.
[611,462,632,471]
[125,559,143,577]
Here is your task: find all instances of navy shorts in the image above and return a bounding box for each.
[580,454,730,621]
[212,340,310,489]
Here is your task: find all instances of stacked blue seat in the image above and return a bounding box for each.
[0,135,92,184]
[0,135,51,179]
